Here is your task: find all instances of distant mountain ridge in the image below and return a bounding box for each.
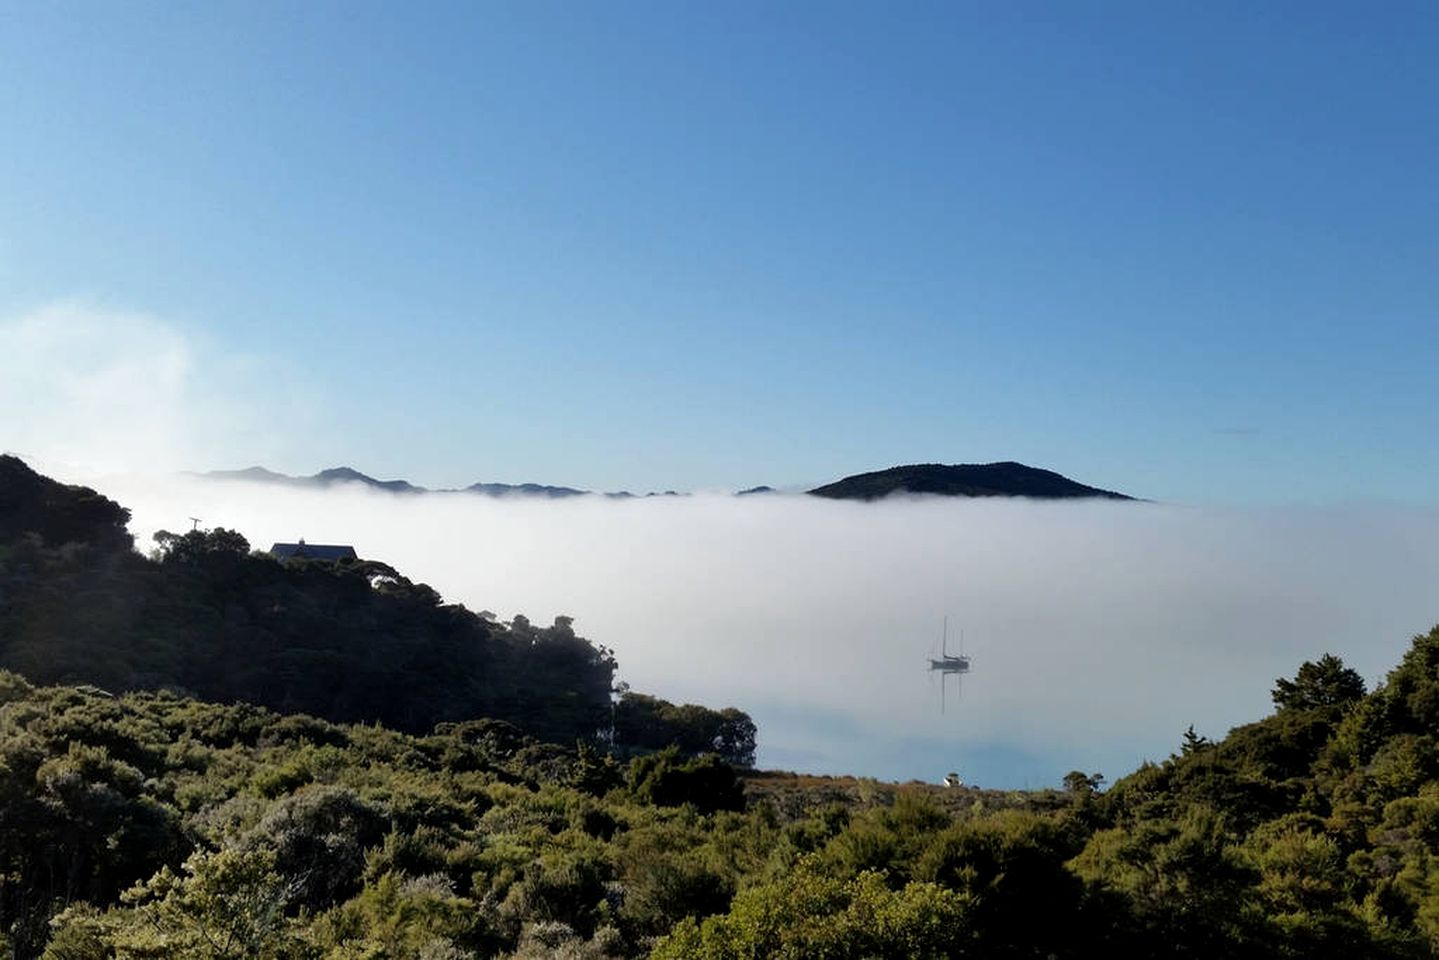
[200,461,1135,501]
[313,467,423,493]
[466,481,588,498]
[203,466,734,499]
[807,461,1135,501]
[202,466,585,498]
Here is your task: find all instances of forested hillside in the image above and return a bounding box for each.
[0,456,752,760]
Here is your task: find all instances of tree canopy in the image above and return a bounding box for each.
[1271,653,1366,712]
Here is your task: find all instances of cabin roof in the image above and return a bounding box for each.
[269,541,357,561]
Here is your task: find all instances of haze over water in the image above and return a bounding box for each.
[85,471,1439,789]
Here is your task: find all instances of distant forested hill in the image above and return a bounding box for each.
[808,461,1135,501]
[0,456,752,760]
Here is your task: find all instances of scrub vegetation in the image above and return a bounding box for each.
[5,456,1439,958]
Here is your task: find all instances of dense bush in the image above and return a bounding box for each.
[6,628,1439,958]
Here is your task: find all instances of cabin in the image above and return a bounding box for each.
[269,538,357,562]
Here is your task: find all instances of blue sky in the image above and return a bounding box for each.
[3,2,1437,501]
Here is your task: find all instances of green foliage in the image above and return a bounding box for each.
[10,624,1439,959]
[651,867,974,959]
[311,870,496,957]
[152,527,252,564]
[1064,770,1106,797]
[1245,817,1369,955]
[239,784,388,911]
[613,693,756,767]
[0,670,33,706]
[1071,807,1262,955]
[912,812,1087,955]
[44,848,308,960]
[616,852,732,939]
[1272,654,1366,712]
[569,742,627,797]
[0,681,759,958]
[627,748,744,814]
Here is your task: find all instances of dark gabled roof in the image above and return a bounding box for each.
[269,542,357,562]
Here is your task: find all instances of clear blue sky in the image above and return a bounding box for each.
[3,1,1437,501]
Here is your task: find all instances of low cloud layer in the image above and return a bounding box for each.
[13,305,1439,787]
[67,471,1439,789]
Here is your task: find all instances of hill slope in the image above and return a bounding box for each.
[0,457,751,756]
[808,461,1135,501]
[0,454,134,550]
[205,465,426,492]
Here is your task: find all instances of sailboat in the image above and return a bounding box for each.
[928,616,971,675]
[927,616,971,713]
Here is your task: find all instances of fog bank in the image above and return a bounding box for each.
[67,470,1439,789]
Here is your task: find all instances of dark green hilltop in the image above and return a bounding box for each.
[807,460,1135,501]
